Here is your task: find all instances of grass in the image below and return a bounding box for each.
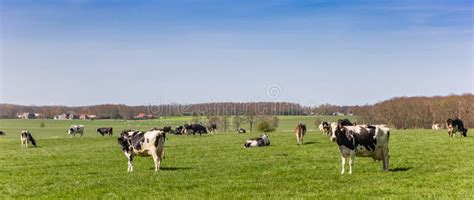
[0,116,473,199]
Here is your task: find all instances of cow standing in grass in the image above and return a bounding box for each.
[68,125,84,137]
[0,130,5,136]
[321,121,331,136]
[20,130,37,148]
[432,124,440,131]
[97,127,113,136]
[117,130,166,172]
[208,123,218,134]
[294,123,307,145]
[446,118,468,137]
[331,124,390,174]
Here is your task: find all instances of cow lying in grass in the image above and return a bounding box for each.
[244,133,270,148]
[20,130,37,148]
[117,130,166,172]
[237,128,246,134]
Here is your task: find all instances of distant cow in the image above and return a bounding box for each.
[318,123,324,132]
[68,125,84,137]
[150,126,172,134]
[117,130,166,172]
[446,118,468,137]
[294,123,307,145]
[183,124,207,136]
[331,125,390,174]
[244,133,270,148]
[20,130,37,148]
[238,128,246,134]
[338,119,354,126]
[432,124,440,131]
[0,130,5,136]
[322,121,331,136]
[208,123,218,134]
[97,127,113,136]
[175,126,184,135]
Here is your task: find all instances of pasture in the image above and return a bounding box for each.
[0,117,473,199]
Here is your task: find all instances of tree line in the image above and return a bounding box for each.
[0,102,306,119]
[1,94,471,128]
[352,94,473,129]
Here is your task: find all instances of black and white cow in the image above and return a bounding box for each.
[97,127,113,136]
[68,125,84,137]
[331,125,390,174]
[175,126,184,135]
[446,118,468,137]
[20,130,37,148]
[0,130,5,136]
[238,128,246,134]
[321,121,331,136]
[117,130,166,172]
[244,133,270,148]
[207,123,218,134]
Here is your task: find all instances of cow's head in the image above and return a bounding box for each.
[261,133,269,144]
[67,128,74,135]
[330,124,344,142]
[117,136,130,151]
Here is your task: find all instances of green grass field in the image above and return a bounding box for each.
[0,116,473,199]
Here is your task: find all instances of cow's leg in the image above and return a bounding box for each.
[349,151,355,174]
[152,152,161,172]
[341,155,346,175]
[128,156,134,172]
[382,149,389,171]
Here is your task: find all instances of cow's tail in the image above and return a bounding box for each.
[28,134,37,147]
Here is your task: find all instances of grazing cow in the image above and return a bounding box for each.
[322,121,331,136]
[150,126,172,134]
[432,124,440,131]
[117,130,166,172]
[0,130,5,136]
[68,125,84,137]
[294,123,307,145]
[446,118,468,137]
[238,128,246,134]
[338,119,354,126]
[97,127,113,136]
[183,124,207,136]
[20,130,37,147]
[331,125,390,174]
[175,126,184,135]
[207,123,218,134]
[244,133,270,148]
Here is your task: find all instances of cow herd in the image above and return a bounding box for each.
[1,117,468,174]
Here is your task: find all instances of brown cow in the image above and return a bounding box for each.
[294,123,307,145]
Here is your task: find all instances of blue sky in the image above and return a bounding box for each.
[1,0,473,106]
